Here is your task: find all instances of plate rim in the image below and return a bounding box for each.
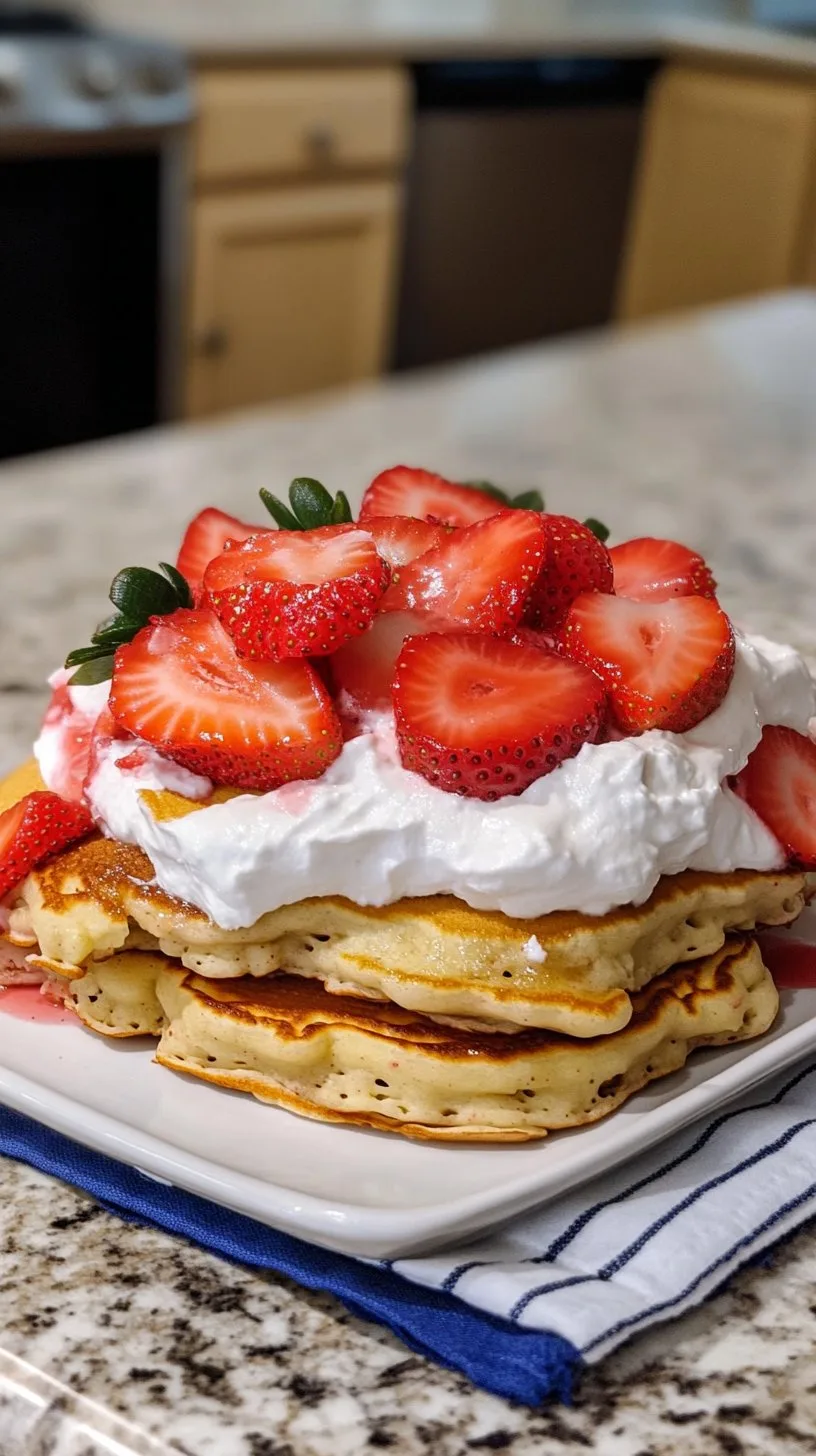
[2,988,816,1258]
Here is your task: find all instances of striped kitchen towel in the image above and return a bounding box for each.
[3,1055,816,1406]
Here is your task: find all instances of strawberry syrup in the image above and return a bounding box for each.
[757,932,816,989]
[0,986,75,1023]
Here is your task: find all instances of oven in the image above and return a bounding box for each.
[0,8,191,459]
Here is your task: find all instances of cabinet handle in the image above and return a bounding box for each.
[303,123,336,162]
[193,324,229,359]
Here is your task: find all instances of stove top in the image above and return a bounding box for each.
[0,6,191,136]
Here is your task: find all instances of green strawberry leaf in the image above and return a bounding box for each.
[159,561,194,606]
[260,479,353,531]
[68,653,116,685]
[109,566,178,620]
[289,477,336,529]
[509,489,545,512]
[331,490,353,525]
[584,517,610,543]
[465,479,509,504]
[67,559,194,685]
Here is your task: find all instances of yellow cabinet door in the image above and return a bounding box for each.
[617,66,816,321]
[185,180,401,418]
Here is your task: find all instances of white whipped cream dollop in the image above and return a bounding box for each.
[36,632,816,928]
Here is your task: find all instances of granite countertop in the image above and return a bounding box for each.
[3,292,816,1453]
[79,0,816,75]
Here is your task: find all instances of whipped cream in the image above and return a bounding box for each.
[36,633,816,928]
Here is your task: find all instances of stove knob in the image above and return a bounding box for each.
[77,49,121,99]
[0,45,23,103]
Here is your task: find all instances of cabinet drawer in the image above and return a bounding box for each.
[194,65,410,183]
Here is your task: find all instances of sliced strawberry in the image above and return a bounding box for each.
[506,625,559,653]
[203,524,389,660]
[735,726,816,867]
[610,536,717,602]
[558,593,735,735]
[0,792,95,898]
[109,609,342,791]
[39,677,98,802]
[524,515,613,631]
[359,467,502,528]
[82,705,131,793]
[393,633,606,800]
[380,511,546,635]
[176,507,260,597]
[330,609,454,713]
[362,515,450,571]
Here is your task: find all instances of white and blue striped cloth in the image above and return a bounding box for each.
[386,1057,816,1368]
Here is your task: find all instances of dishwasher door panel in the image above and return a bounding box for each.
[394,104,643,369]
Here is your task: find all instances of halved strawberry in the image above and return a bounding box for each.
[610,537,717,602]
[393,633,606,799]
[359,467,502,528]
[203,524,389,660]
[176,507,260,597]
[362,515,450,572]
[109,609,342,791]
[734,726,816,867]
[524,515,613,631]
[0,792,95,898]
[558,593,735,735]
[380,511,546,634]
[330,609,454,713]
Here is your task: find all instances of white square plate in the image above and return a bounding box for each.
[2,915,815,1259]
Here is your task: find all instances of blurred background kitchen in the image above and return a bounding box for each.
[3,0,816,462]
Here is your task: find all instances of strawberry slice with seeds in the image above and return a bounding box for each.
[176,507,260,597]
[0,792,95,898]
[39,677,98,802]
[610,536,717,602]
[524,515,613,631]
[331,609,454,713]
[393,633,606,800]
[380,511,547,634]
[109,609,342,791]
[203,524,390,660]
[359,467,503,528]
[362,515,450,571]
[558,592,735,735]
[735,726,816,867]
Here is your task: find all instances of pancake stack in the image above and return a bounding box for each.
[2,770,806,1141]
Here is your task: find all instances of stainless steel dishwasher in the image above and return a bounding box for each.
[393,58,657,370]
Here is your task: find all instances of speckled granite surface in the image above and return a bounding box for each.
[2,293,816,1453]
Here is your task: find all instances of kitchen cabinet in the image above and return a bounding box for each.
[185,65,409,418]
[617,65,816,321]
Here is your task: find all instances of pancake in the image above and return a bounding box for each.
[8,832,805,1036]
[56,936,778,1141]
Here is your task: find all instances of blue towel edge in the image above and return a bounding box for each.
[0,1105,579,1408]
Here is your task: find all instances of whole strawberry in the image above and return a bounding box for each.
[525,515,613,631]
[204,523,390,660]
